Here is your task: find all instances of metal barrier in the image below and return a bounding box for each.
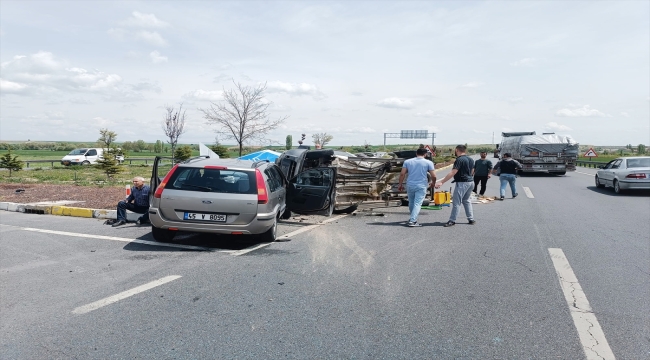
[576,160,608,169]
[23,157,157,168]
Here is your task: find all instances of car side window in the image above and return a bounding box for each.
[611,160,622,169]
[269,166,285,187]
[604,160,616,170]
[295,169,331,187]
[264,169,279,193]
[86,149,97,156]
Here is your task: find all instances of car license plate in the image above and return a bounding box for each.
[184,212,226,222]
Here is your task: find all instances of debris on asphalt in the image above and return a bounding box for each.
[15,189,25,193]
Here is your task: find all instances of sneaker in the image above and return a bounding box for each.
[513,193,518,198]
[468,220,476,225]
[444,221,455,227]
[407,221,422,227]
[499,196,504,201]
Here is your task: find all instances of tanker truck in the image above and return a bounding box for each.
[498,132,579,175]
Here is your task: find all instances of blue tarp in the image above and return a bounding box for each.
[238,150,282,162]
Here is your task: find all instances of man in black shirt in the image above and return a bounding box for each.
[435,145,475,227]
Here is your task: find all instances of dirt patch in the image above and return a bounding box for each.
[0,183,125,210]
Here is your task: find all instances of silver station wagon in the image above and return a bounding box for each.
[148,156,336,242]
[595,156,650,193]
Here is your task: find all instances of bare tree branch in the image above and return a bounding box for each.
[200,81,288,157]
[312,132,334,147]
[162,104,187,162]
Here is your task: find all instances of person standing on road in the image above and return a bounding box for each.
[398,148,436,227]
[112,176,150,227]
[435,145,475,227]
[492,152,523,200]
[472,152,493,196]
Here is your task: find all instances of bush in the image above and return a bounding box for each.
[174,145,193,162]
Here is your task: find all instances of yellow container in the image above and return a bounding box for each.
[434,191,451,206]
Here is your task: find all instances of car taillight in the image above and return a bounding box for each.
[255,169,268,204]
[154,164,179,198]
[626,173,646,179]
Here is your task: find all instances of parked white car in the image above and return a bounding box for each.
[595,156,650,193]
[61,148,124,166]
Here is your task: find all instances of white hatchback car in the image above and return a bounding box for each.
[595,156,650,193]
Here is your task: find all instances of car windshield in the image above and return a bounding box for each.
[166,167,257,194]
[626,158,650,168]
[67,149,88,155]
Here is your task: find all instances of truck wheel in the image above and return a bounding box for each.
[151,226,175,242]
[555,171,566,176]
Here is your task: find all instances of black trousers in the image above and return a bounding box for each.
[473,175,489,195]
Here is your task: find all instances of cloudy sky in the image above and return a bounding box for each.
[1,0,648,146]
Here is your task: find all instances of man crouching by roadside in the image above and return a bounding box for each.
[112,177,150,227]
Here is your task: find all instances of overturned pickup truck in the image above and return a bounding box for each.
[276,149,433,214]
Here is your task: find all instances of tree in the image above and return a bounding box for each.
[285,135,292,150]
[95,128,123,179]
[135,139,148,152]
[201,81,287,156]
[210,139,230,158]
[174,145,193,162]
[154,140,163,153]
[0,151,24,176]
[312,133,333,147]
[162,104,187,162]
[638,144,646,154]
[121,141,134,152]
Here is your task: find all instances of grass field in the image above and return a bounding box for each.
[0,164,157,186]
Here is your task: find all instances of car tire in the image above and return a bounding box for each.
[333,205,358,214]
[151,226,176,242]
[82,161,90,165]
[260,216,278,242]
[595,175,605,188]
[613,180,623,194]
[280,209,292,220]
[400,198,409,206]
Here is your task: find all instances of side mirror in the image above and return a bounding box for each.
[597,165,604,169]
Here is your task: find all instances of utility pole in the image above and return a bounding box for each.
[492,132,494,146]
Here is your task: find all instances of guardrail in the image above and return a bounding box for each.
[23,157,158,168]
[576,160,608,168]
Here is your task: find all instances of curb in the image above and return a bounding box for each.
[0,202,140,221]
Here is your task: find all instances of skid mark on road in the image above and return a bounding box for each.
[0,224,216,252]
[231,214,348,256]
[72,275,181,314]
[548,248,616,360]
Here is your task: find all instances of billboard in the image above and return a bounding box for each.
[400,130,428,139]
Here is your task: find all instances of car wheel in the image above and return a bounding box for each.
[82,161,90,165]
[151,225,175,242]
[400,198,409,206]
[280,209,292,220]
[595,175,605,188]
[260,217,278,242]
[613,180,623,194]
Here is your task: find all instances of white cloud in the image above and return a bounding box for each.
[0,78,28,93]
[620,112,629,117]
[376,97,414,109]
[120,11,169,28]
[555,105,608,117]
[510,58,540,67]
[266,80,325,100]
[414,110,442,117]
[545,122,572,131]
[460,82,485,88]
[149,51,168,64]
[183,89,223,101]
[136,31,168,46]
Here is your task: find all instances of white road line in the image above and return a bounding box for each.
[0,224,214,251]
[523,186,535,198]
[548,248,616,360]
[575,171,595,176]
[231,214,348,256]
[72,275,181,314]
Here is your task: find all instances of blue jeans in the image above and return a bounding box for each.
[499,174,518,197]
[449,182,474,222]
[117,201,149,222]
[407,184,428,223]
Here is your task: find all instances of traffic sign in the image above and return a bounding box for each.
[583,148,598,157]
[424,145,436,157]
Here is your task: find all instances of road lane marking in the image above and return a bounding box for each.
[575,171,595,176]
[72,275,181,314]
[522,187,534,198]
[548,248,616,360]
[232,214,348,256]
[0,224,215,252]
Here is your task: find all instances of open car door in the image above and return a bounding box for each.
[286,167,336,216]
[150,156,175,203]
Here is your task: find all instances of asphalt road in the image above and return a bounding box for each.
[1,162,648,359]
